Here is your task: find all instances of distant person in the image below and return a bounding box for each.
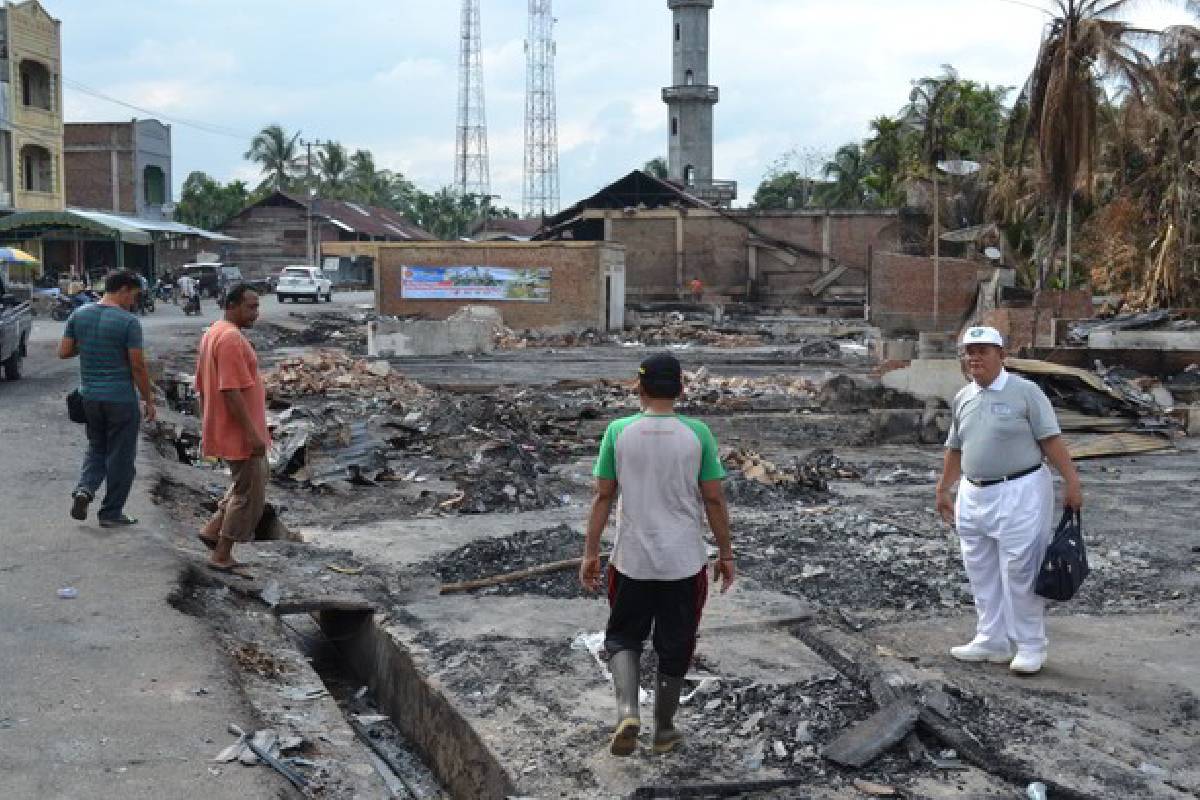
[935,326,1083,676]
[580,353,735,756]
[689,277,704,304]
[195,285,269,576]
[177,273,198,305]
[58,270,157,527]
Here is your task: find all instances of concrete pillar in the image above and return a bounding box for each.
[746,243,757,298]
[111,150,120,212]
[821,211,832,273]
[675,210,685,296]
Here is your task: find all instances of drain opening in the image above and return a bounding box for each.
[281,612,445,799]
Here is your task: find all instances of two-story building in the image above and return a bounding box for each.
[63,119,172,219]
[0,0,64,215]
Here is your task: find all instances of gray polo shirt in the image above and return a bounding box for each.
[945,369,1061,482]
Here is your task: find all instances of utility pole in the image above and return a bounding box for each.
[523,0,559,218]
[454,0,491,199]
[300,137,331,268]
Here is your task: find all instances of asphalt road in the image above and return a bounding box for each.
[0,291,371,798]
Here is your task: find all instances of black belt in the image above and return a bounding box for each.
[964,464,1042,488]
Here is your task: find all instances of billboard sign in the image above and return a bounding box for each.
[400,266,551,302]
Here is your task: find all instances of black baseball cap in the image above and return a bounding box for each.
[638,353,683,397]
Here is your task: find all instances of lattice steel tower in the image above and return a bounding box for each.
[523,0,559,217]
[454,0,491,198]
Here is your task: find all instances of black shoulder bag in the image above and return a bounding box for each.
[1035,509,1089,601]
[65,306,106,424]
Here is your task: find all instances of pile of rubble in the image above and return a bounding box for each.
[264,350,429,402]
[495,327,612,349]
[686,366,819,401]
[722,449,860,506]
[627,322,768,348]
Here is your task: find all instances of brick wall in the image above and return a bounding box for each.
[603,209,899,302]
[373,242,624,331]
[610,216,676,298]
[870,252,981,334]
[981,289,1092,351]
[64,123,137,214]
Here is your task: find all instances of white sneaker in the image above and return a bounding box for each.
[1009,651,1045,675]
[950,638,1014,664]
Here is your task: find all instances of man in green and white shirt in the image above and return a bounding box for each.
[580,353,735,757]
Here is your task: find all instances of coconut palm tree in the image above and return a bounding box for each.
[1009,0,1183,289]
[864,115,907,205]
[244,124,300,192]
[816,143,874,208]
[317,142,349,197]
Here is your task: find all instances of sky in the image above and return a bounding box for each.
[55,0,1196,213]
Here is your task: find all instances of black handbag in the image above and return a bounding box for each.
[66,389,87,424]
[1035,509,1089,601]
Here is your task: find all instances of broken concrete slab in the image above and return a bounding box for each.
[822,701,920,768]
[1088,330,1200,351]
[368,316,496,357]
[880,358,965,405]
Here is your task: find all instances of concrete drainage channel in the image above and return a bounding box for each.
[284,611,448,799]
[316,609,517,799]
[172,566,461,798]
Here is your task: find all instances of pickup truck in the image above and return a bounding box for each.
[0,274,33,381]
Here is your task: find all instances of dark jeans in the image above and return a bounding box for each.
[604,565,709,678]
[77,399,141,521]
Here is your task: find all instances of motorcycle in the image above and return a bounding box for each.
[139,292,155,314]
[182,293,201,316]
[51,290,99,321]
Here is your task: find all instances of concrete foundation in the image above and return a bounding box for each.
[1088,330,1200,351]
[368,317,496,358]
[879,359,966,406]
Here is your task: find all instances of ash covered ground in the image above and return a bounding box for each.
[149,315,1200,799]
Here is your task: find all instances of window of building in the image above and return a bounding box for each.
[19,60,53,111]
[144,165,166,206]
[685,69,695,86]
[684,165,696,186]
[671,117,679,136]
[21,144,53,192]
[674,23,680,42]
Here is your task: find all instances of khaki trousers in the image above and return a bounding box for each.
[204,456,268,543]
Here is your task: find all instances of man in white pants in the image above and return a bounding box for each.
[935,326,1082,675]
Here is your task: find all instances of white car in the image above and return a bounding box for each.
[276,266,332,303]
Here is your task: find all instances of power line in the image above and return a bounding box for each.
[61,78,253,140]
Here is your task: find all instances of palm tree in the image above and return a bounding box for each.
[643,157,669,179]
[816,143,874,208]
[317,142,349,197]
[1011,0,1175,289]
[244,124,300,192]
[864,115,906,205]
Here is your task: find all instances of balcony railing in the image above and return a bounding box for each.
[661,85,718,103]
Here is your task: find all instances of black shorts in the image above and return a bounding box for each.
[604,564,709,678]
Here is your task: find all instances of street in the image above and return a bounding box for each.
[0,290,370,799]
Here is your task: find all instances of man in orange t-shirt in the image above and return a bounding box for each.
[689,277,703,304]
[195,285,269,574]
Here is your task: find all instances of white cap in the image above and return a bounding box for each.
[961,326,1004,347]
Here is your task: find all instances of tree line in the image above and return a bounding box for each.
[176,124,518,241]
[749,0,1200,308]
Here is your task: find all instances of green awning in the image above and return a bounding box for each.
[0,210,154,245]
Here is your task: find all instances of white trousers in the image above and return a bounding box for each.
[955,466,1054,655]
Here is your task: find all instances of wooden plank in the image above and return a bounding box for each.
[823,700,920,767]
[809,264,849,297]
[1066,432,1174,460]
